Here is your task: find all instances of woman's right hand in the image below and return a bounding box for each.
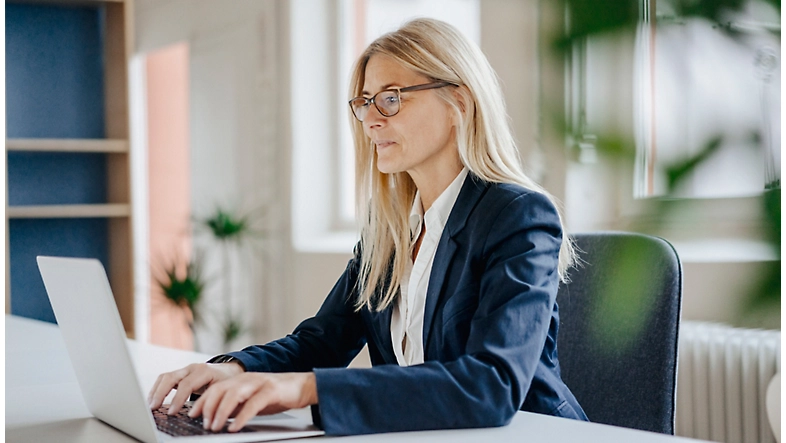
[147,362,245,414]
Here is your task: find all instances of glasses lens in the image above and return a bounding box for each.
[349,98,368,121]
[375,91,400,117]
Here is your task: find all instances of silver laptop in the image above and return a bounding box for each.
[37,256,324,442]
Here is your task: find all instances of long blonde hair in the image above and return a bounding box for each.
[350,18,575,311]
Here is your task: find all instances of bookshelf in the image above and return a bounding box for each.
[5,0,136,336]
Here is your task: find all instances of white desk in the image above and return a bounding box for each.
[6,315,707,442]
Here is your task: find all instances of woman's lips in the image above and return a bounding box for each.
[375,141,395,149]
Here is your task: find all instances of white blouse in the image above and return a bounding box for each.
[391,168,469,366]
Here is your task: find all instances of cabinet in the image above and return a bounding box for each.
[6,0,135,335]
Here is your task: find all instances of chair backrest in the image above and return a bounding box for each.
[556,232,682,434]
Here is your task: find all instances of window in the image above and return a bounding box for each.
[635,0,780,198]
[565,0,780,261]
[335,0,480,226]
[292,0,480,251]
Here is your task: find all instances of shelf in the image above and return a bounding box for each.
[7,0,135,335]
[6,138,128,153]
[7,204,130,219]
[6,0,123,5]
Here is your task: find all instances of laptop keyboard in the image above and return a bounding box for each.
[153,405,253,436]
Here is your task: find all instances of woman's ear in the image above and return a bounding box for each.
[448,86,469,128]
[453,85,469,116]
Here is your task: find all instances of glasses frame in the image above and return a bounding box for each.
[348,81,458,122]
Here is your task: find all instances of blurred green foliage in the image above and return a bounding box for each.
[153,206,263,351]
[222,318,245,347]
[587,241,663,354]
[199,206,260,351]
[558,0,777,51]
[156,258,205,327]
[747,189,781,312]
[553,0,781,345]
[665,136,723,192]
[558,0,639,48]
[204,208,250,242]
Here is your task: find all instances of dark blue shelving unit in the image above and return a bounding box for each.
[8,152,108,206]
[6,2,121,325]
[9,218,109,323]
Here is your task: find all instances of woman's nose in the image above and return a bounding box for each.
[363,104,386,129]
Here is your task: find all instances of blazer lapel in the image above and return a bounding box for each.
[370,306,395,363]
[422,175,488,353]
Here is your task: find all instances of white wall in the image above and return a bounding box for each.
[136,0,366,348]
[135,0,295,349]
[481,1,545,184]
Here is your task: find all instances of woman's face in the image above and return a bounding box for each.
[361,55,458,177]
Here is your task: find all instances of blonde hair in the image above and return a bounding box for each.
[350,18,575,311]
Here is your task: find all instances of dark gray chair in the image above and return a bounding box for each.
[556,232,682,434]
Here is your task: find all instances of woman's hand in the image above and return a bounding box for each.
[188,372,318,432]
[147,362,245,414]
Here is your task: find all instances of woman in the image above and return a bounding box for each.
[148,18,587,435]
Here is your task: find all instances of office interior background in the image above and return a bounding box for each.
[4,0,781,442]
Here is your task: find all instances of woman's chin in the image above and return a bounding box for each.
[375,160,402,175]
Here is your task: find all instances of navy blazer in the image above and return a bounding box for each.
[227,175,587,435]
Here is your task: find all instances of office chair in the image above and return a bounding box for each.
[556,232,682,434]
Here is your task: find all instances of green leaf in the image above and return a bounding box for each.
[557,0,639,50]
[763,189,780,246]
[222,318,245,345]
[672,0,747,22]
[155,259,206,316]
[665,136,722,192]
[204,208,250,241]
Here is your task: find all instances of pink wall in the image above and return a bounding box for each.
[146,42,193,350]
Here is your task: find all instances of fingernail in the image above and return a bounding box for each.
[203,418,211,430]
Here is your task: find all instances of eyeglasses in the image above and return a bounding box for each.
[348,81,458,122]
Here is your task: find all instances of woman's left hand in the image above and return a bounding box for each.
[188,372,318,432]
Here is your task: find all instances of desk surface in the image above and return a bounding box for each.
[6,315,707,443]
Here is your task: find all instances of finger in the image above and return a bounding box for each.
[148,373,173,410]
[168,380,199,414]
[200,383,229,431]
[189,389,206,418]
[228,395,268,432]
[147,374,163,407]
[167,387,192,415]
[168,368,213,414]
[187,384,230,418]
[211,386,249,432]
[149,369,187,411]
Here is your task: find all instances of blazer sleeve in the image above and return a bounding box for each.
[224,246,367,373]
[313,191,563,435]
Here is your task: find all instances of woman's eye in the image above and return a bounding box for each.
[382,95,399,105]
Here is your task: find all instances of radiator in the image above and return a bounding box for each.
[676,321,781,443]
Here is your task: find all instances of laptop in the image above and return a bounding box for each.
[37,256,325,442]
